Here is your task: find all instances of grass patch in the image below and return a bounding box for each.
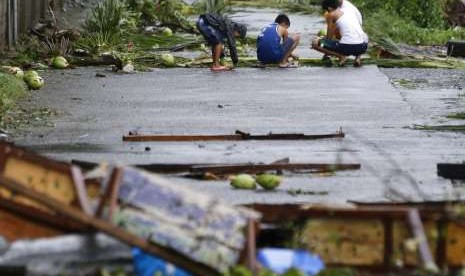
[447,112,465,119]
[0,73,27,127]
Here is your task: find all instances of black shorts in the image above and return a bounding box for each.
[196,18,224,46]
[321,38,368,56]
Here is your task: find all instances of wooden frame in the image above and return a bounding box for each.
[0,142,92,237]
[246,203,465,271]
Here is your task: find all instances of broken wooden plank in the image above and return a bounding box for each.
[122,130,345,142]
[72,159,360,176]
[188,163,360,175]
[0,174,220,276]
[437,163,465,180]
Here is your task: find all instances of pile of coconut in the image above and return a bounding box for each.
[1,56,69,90]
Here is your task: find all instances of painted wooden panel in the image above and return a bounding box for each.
[301,219,385,265]
[392,220,438,266]
[112,167,259,273]
[446,223,465,266]
[1,156,76,211]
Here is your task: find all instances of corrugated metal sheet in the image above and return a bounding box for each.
[0,0,54,50]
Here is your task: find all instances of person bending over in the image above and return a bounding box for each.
[197,13,247,71]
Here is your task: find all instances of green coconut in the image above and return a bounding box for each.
[161,53,175,67]
[52,56,69,69]
[27,76,44,90]
[230,174,256,190]
[162,27,173,37]
[317,29,327,37]
[24,70,40,83]
[256,174,282,190]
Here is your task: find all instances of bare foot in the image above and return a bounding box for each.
[211,65,232,72]
[354,56,362,67]
[338,56,347,67]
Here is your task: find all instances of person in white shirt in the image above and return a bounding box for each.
[312,0,368,66]
[340,0,362,26]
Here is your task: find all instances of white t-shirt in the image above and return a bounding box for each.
[336,9,368,44]
[341,0,362,26]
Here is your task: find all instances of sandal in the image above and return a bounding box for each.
[337,56,347,67]
[211,66,232,72]
[279,62,298,68]
[353,58,362,67]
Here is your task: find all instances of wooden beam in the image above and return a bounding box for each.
[122,130,345,142]
[72,159,360,175]
[0,175,220,276]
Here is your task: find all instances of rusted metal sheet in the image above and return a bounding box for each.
[0,1,6,50]
[122,129,345,142]
[248,203,465,270]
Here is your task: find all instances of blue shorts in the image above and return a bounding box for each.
[320,38,368,56]
[196,18,224,46]
[257,37,295,64]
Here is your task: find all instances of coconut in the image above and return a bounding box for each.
[161,53,175,67]
[256,174,282,190]
[317,29,327,37]
[10,67,24,80]
[27,76,44,90]
[162,27,173,37]
[230,174,256,190]
[24,70,40,83]
[52,56,69,69]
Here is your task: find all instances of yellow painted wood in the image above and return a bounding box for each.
[446,223,465,266]
[1,157,76,211]
[392,220,438,266]
[300,219,384,265]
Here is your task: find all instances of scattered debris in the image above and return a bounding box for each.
[72,159,361,177]
[122,129,345,142]
[437,163,465,179]
[447,40,465,57]
[286,189,329,197]
[0,142,258,275]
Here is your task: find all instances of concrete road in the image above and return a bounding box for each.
[13,65,465,205]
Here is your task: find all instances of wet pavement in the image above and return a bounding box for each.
[13,64,465,205]
[11,8,465,205]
